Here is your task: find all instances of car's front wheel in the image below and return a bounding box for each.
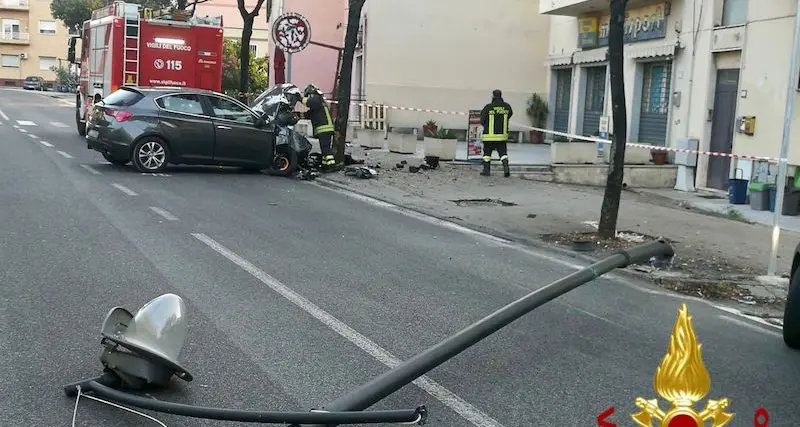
[267,146,298,177]
[132,138,169,173]
[784,265,800,349]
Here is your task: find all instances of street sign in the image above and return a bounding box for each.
[272,12,311,54]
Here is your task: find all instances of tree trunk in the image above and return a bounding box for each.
[333,0,366,164]
[237,0,266,103]
[239,19,254,100]
[597,0,629,239]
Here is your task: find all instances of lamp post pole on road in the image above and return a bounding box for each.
[768,0,800,276]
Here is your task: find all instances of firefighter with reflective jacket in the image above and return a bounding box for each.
[480,89,514,177]
[301,83,336,171]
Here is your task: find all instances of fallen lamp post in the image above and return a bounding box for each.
[63,238,674,425]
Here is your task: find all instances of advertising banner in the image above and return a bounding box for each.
[467,110,483,161]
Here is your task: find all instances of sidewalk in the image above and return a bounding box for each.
[318,144,792,320]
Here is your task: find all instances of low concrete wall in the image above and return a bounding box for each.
[551,142,655,165]
[551,164,678,188]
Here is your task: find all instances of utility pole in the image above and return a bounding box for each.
[767,0,800,276]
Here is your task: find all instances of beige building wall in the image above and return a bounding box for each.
[0,0,74,86]
[357,0,551,132]
[543,0,800,192]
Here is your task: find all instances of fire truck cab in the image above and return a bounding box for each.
[67,1,224,136]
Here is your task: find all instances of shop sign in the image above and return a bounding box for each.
[578,2,667,49]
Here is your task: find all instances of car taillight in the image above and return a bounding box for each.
[106,110,132,122]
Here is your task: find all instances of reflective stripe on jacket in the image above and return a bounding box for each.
[304,93,335,136]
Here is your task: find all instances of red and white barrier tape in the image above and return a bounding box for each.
[326,98,785,164]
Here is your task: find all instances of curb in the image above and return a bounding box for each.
[314,176,656,284]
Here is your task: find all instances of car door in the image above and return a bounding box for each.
[201,94,272,166]
[155,93,216,164]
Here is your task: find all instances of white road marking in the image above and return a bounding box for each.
[50,121,69,128]
[16,120,36,126]
[192,232,505,427]
[56,150,73,159]
[149,206,178,221]
[12,124,18,128]
[39,141,53,147]
[80,164,101,175]
[27,134,38,139]
[717,315,783,338]
[18,128,27,133]
[111,183,138,196]
[0,108,8,120]
[315,179,786,333]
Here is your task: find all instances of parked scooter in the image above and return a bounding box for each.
[251,84,319,179]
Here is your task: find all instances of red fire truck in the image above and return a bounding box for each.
[67,1,224,136]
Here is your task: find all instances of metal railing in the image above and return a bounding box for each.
[0,32,30,41]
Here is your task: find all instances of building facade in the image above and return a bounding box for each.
[542,0,800,192]
[356,0,551,132]
[194,0,271,60]
[0,0,74,86]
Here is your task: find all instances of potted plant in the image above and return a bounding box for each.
[651,148,668,165]
[424,128,458,160]
[422,119,438,137]
[358,124,385,149]
[388,128,417,154]
[526,93,548,144]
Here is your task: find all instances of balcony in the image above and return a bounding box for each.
[0,0,29,11]
[0,32,30,44]
[540,0,664,16]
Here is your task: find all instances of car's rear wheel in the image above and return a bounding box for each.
[784,264,800,349]
[268,146,298,177]
[102,152,129,165]
[132,138,169,173]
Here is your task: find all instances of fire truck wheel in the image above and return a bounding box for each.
[76,111,86,137]
[131,138,170,173]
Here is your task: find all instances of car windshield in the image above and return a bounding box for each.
[25,77,38,82]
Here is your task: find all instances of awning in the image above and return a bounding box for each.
[545,54,573,67]
[625,40,679,59]
[573,47,608,64]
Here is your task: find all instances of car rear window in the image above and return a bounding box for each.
[25,77,38,82]
[103,88,144,107]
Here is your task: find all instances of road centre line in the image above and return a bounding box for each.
[0,108,8,120]
[28,134,38,139]
[111,183,138,196]
[191,232,506,427]
[149,206,178,221]
[39,141,53,147]
[80,164,101,175]
[56,150,73,159]
[18,128,27,133]
[314,179,784,336]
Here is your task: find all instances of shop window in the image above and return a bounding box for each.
[721,0,748,26]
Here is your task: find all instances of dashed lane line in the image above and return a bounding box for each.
[0,108,8,120]
[80,164,101,175]
[111,183,138,196]
[149,206,179,221]
[56,150,73,159]
[39,141,53,147]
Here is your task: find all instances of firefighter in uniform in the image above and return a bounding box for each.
[480,89,514,177]
[301,83,336,171]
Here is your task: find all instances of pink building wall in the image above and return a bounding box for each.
[195,0,270,33]
[268,0,346,94]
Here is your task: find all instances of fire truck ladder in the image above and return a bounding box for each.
[122,2,140,86]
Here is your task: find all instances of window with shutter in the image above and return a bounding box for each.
[38,20,57,35]
[39,56,57,71]
[1,54,20,68]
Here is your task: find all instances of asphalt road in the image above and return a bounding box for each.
[0,88,798,427]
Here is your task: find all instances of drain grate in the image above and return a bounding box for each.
[451,198,518,207]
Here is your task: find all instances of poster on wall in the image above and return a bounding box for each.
[467,110,483,161]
